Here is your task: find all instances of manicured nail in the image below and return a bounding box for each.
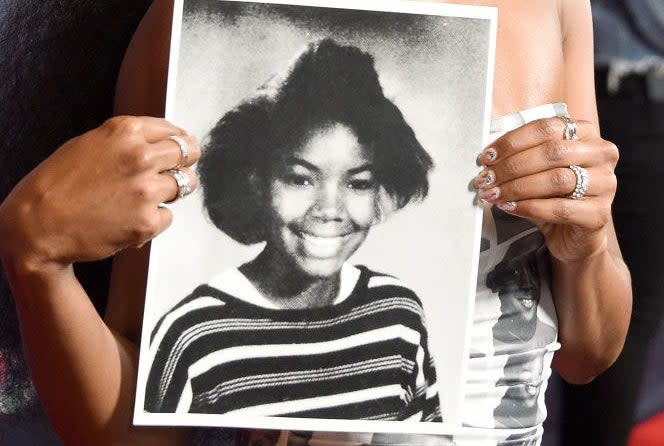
[474,169,496,188]
[497,201,517,212]
[479,187,500,202]
[475,152,484,165]
[478,148,497,165]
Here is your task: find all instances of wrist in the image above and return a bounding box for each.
[2,252,73,290]
[568,231,610,265]
[0,195,71,277]
[548,224,611,265]
[0,239,70,291]
[1,254,75,318]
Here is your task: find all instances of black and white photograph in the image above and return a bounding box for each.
[134,0,496,435]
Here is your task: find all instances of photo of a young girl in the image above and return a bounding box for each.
[144,38,441,422]
[135,0,495,434]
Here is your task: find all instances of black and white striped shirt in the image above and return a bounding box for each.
[145,265,441,422]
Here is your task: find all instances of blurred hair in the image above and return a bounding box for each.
[198,38,433,245]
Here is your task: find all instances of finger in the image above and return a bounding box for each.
[476,138,612,187]
[478,166,616,204]
[137,116,188,142]
[151,134,201,171]
[493,197,612,232]
[104,115,187,143]
[160,167,198,204]
[131,207,174,249]
[477,117,597,165]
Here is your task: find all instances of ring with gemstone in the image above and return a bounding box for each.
[568,164,589,200]
[559,116,578,141]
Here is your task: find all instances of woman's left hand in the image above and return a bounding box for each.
[473,116,619,263]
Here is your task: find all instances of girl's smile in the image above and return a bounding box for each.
[295,231,353,259]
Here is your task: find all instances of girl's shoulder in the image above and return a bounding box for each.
[148,283,234,344]
[352,265,424,306]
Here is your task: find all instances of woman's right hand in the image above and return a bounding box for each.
[0,116,200,273]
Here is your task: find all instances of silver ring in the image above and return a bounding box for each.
[568,164,589,199]
[169,135,189,168]
[167,169,192,200]
[560,116,578,141]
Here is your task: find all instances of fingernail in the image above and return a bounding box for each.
[479,187,500,202]
[478,148,497,165]
[497,201,517,212]
[474,169,496,188]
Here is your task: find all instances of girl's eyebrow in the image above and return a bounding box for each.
[348,163,374,175]
[285,156,319,172]
[285,157,374,175]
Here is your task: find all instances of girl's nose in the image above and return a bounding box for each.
[312,183,343,221]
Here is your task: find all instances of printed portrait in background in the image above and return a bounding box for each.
[487,211,557,429]
[486,231,551,345]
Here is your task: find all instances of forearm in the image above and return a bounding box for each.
[2,256,184,446]
[0,111,186,446]
[551,236,632,384]
[3,255,121,437]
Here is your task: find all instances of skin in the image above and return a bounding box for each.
[0,0,632,445]
[241,122,379,309]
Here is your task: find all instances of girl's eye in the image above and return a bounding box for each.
[285,174,313,187]
[347,179,376,191]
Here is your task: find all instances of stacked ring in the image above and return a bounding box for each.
[568,164,589,200]
[168,169,192,199]
[170,135,190,168]
[560,116,577,141]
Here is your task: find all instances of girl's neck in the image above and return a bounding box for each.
[239,250,341,309]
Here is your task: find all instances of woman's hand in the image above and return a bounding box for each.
[474,116,619,263]
[0,116,200,273]
[473,115,629,382]
[0,116,197,445]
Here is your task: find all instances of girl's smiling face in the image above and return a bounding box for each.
[264,122,379,279]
